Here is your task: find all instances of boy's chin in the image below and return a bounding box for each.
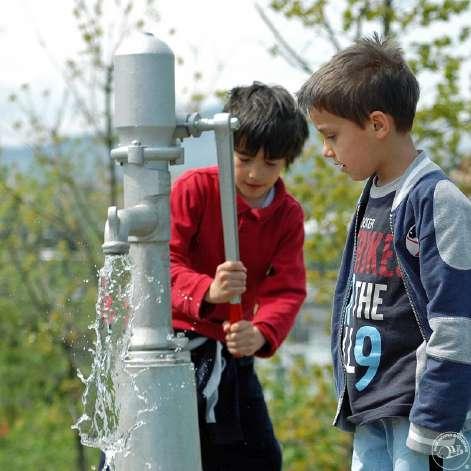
[345,172,370,182]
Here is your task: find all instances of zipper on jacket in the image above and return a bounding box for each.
[389,212,426,341]
[332,291,349,426]
[333,204,361,426]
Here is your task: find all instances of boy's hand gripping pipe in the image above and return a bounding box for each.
[213,115,243,323]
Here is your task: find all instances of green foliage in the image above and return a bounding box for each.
[0,1,161,469]
[270,0,471,170]
[259,356,352,470]
[288,150,362,304]
[0,393,100,469]
[0,144,106,469]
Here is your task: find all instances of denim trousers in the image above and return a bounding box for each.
[352,417,471,471]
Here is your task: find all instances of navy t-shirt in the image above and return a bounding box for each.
[342,179,423,425]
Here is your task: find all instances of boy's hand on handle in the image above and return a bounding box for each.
[223,320,266,357]
[204,261,247,304]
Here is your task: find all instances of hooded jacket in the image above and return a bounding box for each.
[332,152,471,453]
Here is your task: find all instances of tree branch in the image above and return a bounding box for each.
[255,3,313,74]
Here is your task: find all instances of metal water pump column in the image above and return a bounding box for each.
[102,33,201,470]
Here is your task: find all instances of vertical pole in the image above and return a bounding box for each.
[110,33,201,470]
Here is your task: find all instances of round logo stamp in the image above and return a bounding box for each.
[432,432,470,470]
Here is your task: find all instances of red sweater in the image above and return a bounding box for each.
[170,166,306,357]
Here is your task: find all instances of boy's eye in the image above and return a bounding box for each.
[265,160,278,167]
[326,135,336,141]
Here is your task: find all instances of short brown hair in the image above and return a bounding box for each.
[297,34,420,132]
[223,82,309,166]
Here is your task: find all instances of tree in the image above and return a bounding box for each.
[262,0,471,173]
[0,1,163,469]
[259,356,351,470]
[0,151,104,469]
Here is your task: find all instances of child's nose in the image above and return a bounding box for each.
[323,142,335,159]
[248,163,264,180]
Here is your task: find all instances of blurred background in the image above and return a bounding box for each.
[0,1,470,469]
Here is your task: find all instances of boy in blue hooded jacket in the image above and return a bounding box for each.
[298,34,471,471]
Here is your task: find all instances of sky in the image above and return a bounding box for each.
[0,0,313,146]
[1,1,469,148]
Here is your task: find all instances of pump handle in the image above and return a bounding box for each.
[213,113,243,323]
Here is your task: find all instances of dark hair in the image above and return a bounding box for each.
[223,81,309,166]
[297,33,420,133]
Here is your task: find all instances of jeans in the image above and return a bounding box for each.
[352,417,471,471]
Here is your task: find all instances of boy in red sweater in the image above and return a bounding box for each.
[170,82,309,471]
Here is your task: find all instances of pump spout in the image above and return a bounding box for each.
[102,202,159,255]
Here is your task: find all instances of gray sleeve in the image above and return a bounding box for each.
[433,179,471,270]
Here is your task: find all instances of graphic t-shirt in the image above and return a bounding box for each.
[343,178,423,425]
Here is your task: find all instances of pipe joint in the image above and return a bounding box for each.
[111,141,184,166]
[175,112,239,139]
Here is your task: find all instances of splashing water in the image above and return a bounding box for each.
[72,254,196,470]
[72,254,137,467]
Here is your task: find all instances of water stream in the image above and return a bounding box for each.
[72,254,141,469]
[71,249,209,469]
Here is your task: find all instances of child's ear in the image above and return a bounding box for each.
[369,111,390,138]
